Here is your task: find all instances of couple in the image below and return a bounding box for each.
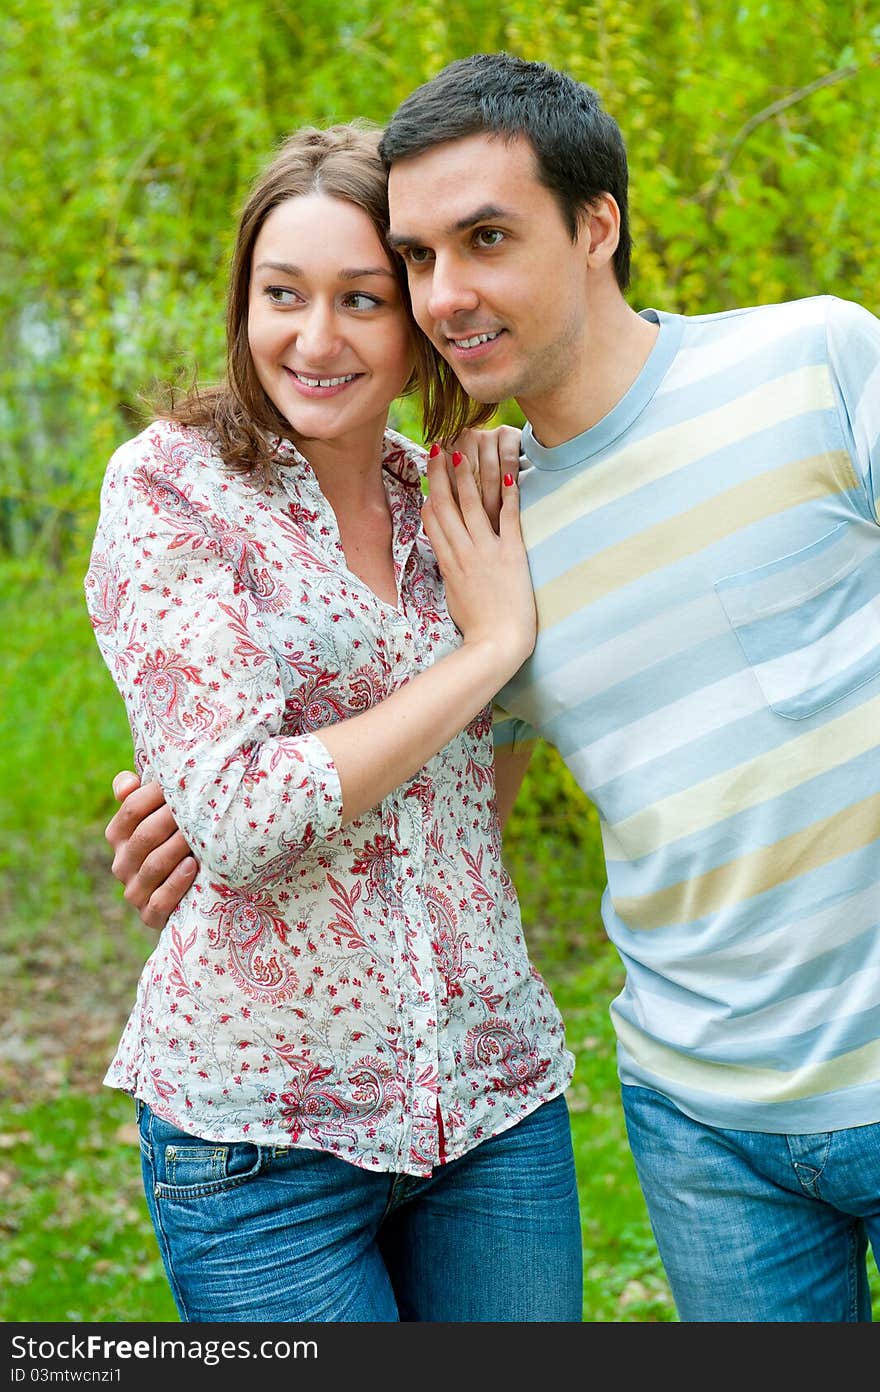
[87,53,880,1323]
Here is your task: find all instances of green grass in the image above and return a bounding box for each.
[0,1091,178,1323]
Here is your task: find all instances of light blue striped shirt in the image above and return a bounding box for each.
[495,294,880,1131]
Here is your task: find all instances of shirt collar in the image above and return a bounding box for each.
[272,428,425,492]
[521,308,685,471]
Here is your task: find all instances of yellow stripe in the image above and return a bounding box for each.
[523,365,836,547]
[533,449,857,632]
[613,1009,880,1102]
[612,791,880,931]
[604,693,880,862]
[491,703,538,754]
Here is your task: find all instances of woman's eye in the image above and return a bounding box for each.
[343,292,381,311]
[266,286,297,305]
[475,228,504,248]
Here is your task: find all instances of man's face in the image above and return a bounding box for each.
[387,132,590,419]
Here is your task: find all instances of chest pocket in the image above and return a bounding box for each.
[714,522,880,720]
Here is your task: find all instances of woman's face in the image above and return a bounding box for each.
[248,193,415,449]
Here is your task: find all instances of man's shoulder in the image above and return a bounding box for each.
[656,297,850,387]
[676,295,880,376]
[675,294,834,335]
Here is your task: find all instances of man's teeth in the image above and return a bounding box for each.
[452,331,500,349]
[294,372,357,387]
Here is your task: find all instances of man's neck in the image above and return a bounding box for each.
[521,295,659,450]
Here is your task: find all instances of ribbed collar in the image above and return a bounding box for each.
[521,308,684,471]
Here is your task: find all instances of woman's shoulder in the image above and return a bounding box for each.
[108,418,220,474]
[97,419,232,524]
[102,419,231,502]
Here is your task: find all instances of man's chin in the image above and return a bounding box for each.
[459,381,502,403]
[439,358,510,403]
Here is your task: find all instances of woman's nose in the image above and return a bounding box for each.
[295,303,340,360]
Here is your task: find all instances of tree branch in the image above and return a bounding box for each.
[695,54,879,207]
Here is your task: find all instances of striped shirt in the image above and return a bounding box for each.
[495,294,880,1132]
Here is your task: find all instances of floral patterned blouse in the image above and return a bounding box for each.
[84,419,573,1175]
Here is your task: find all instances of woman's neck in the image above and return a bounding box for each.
[294,421,389,518]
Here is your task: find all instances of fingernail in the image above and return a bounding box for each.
[428,442,441,458]
[452,451,463,467]
[503,473,514,487]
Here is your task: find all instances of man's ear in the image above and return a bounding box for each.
[578,193,620,271]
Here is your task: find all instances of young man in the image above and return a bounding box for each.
[104,53,880,1321]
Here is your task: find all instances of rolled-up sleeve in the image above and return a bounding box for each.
[84,437,343,887]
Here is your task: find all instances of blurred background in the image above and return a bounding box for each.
[1,0,878,1322]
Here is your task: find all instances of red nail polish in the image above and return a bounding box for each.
[503,472,514,487]
[452,451,463,467]
[428,442,441,458]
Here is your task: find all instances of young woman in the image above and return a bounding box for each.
[84,121,581,1323]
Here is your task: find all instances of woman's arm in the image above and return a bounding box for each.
[323,445,533,821]
[89,431,533,896]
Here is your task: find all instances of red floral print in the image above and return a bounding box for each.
[84,420,573,1175]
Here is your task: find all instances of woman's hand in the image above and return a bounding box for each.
[421,442,536,677]
[441,424,522,532]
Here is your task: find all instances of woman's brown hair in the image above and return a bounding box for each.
[159,121,494,471]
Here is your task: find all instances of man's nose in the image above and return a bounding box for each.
[425,256,479,323]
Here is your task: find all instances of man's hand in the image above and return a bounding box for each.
[106,772,198,931]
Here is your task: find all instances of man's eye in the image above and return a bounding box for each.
[404,247,433,266]
[475,228,504,248]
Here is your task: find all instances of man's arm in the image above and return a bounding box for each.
[493,744,534,830]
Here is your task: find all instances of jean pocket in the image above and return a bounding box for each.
[715,522,880,719]
[140,1106,265,1199]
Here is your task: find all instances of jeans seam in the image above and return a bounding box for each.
[846,1221,861,1321]
[379,1171,413,1222]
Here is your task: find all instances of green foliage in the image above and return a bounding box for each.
[0,558,132,920]
[1,0,877,562]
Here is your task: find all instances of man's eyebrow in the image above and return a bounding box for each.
[253,260,395,280]
[386,204,515,248]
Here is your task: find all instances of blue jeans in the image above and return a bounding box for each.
[137,1093,582,1322]
[622,1084,880,1321]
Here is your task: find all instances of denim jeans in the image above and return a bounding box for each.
[136,1093,582,1322]
[621,1083,880,1321]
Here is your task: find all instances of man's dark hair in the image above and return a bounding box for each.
[379,51,631,290]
